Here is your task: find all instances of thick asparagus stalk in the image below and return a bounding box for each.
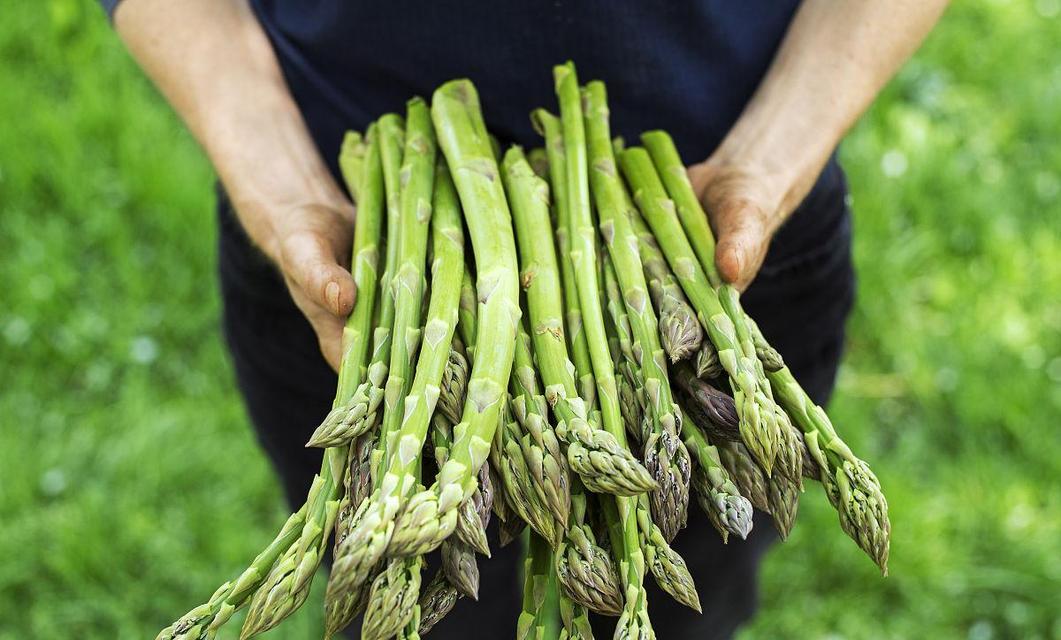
[389,79,522,557]
[555,62,654,640]
[507,137,654,496]
[618,146,786,482]
[326,99,443,617]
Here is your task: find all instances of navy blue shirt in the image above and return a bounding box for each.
[103,0,848,264]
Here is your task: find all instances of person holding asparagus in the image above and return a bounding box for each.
[102,0,946,637]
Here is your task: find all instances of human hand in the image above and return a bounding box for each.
[252,200,357,371]
[687,157,800,291]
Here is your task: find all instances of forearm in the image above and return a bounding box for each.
[715,0,949,215]
[113,0,350,260]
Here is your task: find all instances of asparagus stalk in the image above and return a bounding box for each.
[694,340,724,380]
[674,365,822,479]
[600,251,644,444]
[309,116,406,447]
[682,414,755,542]
[531,109,596,410]
[617,146,786,482]
[458,268,477,355]
[622,166,703,363]
[509,324,571,541]
[634,495,701,613]
[432,414,487,599]
[518,532,562,640]
[559,595,595,640]
[326,99,443,616]
[155,505,307,640]
[361,556,425,640]
[584,81,691,542]
[555,62,654,640]
[526,111,655,496]
[717,440,770,513]
[502,147,624,617]
[389,79,522,557]
[748,319,890,572]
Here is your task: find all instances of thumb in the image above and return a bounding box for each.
[279,230,357,317]
[710,199,771,291]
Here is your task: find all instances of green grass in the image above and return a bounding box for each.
[1,1,1058,639]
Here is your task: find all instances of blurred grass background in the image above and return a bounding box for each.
[1,1,1058,638]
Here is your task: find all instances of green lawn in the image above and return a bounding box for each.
[1,1,1058,639]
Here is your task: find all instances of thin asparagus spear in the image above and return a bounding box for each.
[618,146,785,481]
[458,267,477,355]
[717,440,770,513]
[748,319,890,572]
[674,365,822,479]
[389,79,522,557]
[509,324,571,542]
[555,62,654,640]
[681,414,754,542]
[504,147,626,620]
[527,112,655,496]
[361,556,425,640]
[155,505,307,640]
[433,414,485,600]
[326,99,443,618]
[518,531,562,640]
[620,159,703,364]
[584,81,690,543]
[634,495,701,613]
[309,116,405,447]
[531,109,597,411]
[600,251,643,445]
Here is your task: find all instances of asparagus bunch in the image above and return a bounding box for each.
[160,69,892,640]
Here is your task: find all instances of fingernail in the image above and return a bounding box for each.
[325,281,340,314]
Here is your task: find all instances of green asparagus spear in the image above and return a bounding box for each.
[555,62,654,640]
[389,79,522,557]
[526,111,655,496]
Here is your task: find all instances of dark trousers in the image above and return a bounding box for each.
[216,180,855,639]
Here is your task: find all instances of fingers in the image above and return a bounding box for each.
[280,229,357,317]
[711,199,771,291]
[688,161,776,291]
[287,283,346,371]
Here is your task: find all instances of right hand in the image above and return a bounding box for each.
[252,200,358,371]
